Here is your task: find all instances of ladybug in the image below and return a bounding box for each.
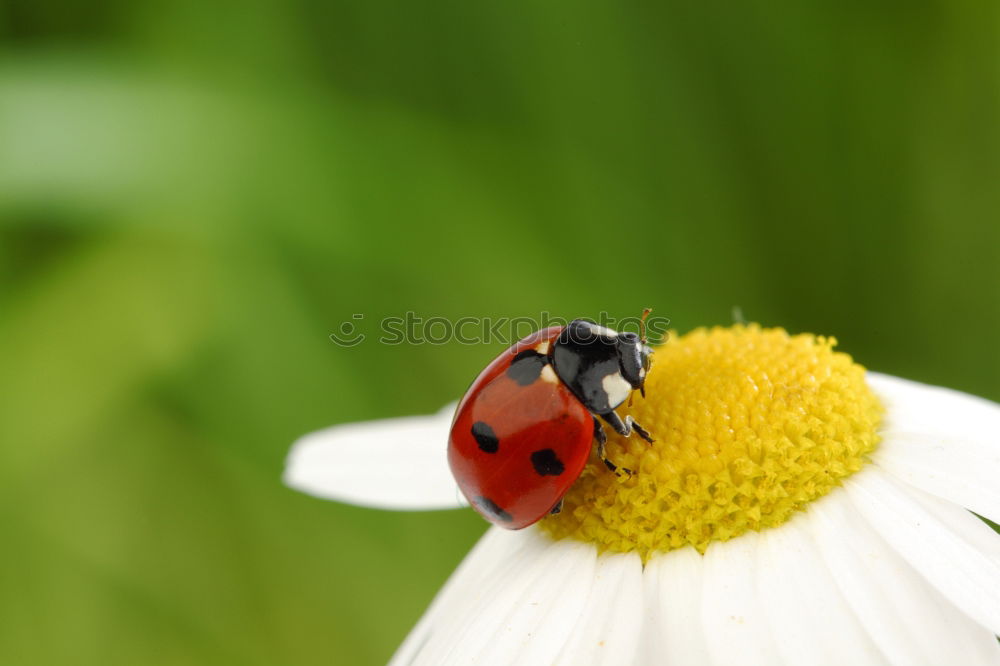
[448,317,655,529]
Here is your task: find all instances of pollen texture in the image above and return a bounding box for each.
[540,325,882,560]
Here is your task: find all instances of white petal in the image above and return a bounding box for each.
[868,372,1000,523]
[867,372,1000,441]
[401,528,599,666]
[390,527,532,665]
[809,483,1000,666]
[845,469,1000,635]
[641,546,713,666]
[283,403,468,510]
[553,551,644,666]
[756,513,884,665]
[700,531,783,666]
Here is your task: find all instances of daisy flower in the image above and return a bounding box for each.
[286,325,1000,665]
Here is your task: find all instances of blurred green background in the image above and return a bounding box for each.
[1,1,998,664]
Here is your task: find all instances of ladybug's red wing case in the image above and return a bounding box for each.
[448,328,594,529]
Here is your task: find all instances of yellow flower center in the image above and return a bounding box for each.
[540,324,882,560]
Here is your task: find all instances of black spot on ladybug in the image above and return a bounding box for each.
[506,350,548,386]
[471,421,499,453]
[531,448,565,476]
[473,496,512,522]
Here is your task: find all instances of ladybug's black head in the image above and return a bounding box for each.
[552,320,654,414]
[615,331,653,394]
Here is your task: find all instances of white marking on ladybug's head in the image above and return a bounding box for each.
[601,372,632,408]
[536,341,551,354]
[588,324,619,338]
[540,364,559,384]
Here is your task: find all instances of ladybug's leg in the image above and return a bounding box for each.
[601,410,655,444]
[549,499,564,515]
[593,416,632,477]
[628,417,655,443]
